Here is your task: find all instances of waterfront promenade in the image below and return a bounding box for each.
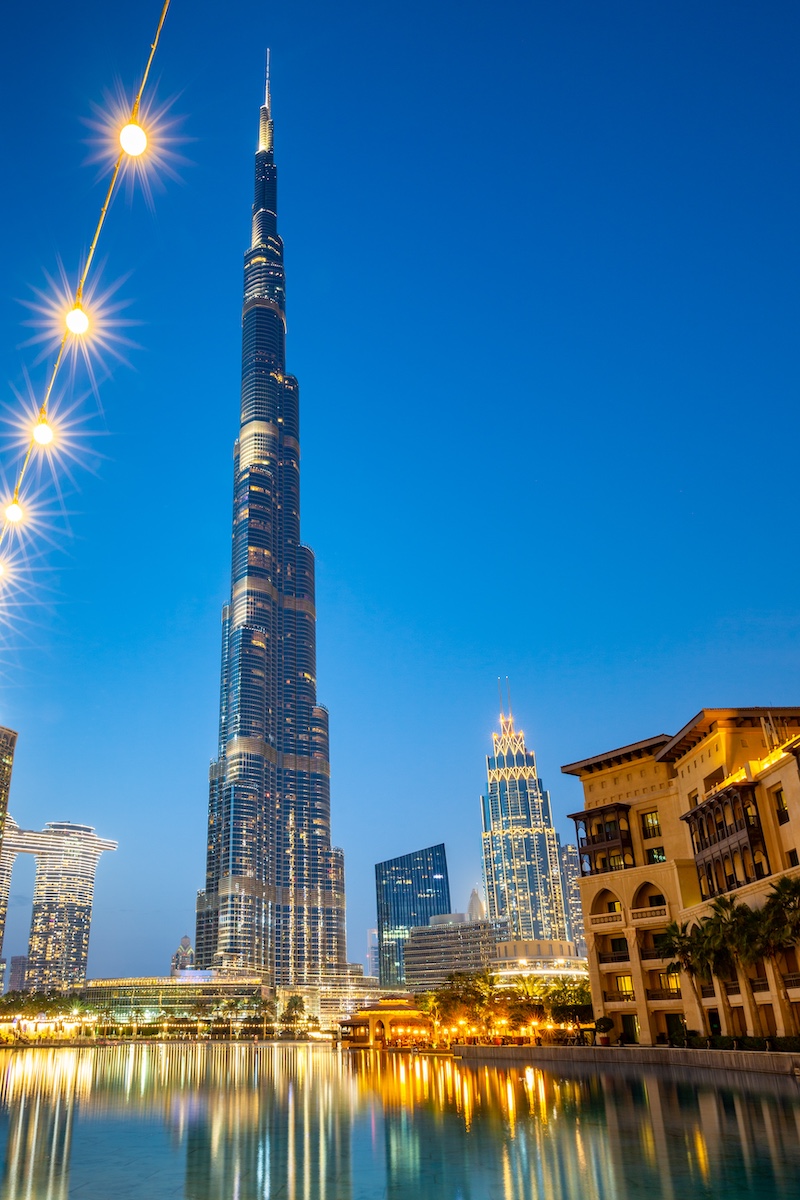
[457,1041,800,1078]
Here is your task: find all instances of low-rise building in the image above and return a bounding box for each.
[80,971,268,1019]
[491,939,588,988]
[563,707,800,1045]
[403,915,509,990]
[340,998,433,1049]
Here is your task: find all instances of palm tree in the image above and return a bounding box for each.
[281,994,306,1033]
[256,997,277,1040]
[753,877,800,1035]
[704,896,763,1036]
[660,920,712,1035]
[189,1001,211,1039]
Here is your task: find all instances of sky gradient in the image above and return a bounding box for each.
[2,0,800,977]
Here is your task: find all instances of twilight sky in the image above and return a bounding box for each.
[1,0,799,978]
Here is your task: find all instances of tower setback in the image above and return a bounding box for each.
[196,69,347,985]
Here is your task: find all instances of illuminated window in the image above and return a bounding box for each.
[640,811,661,840]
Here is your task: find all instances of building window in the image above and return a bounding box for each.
[648,893,666,908]
[640,811,662,839]
[788,849,799,868]
[610,937,628,954]
[609,853,624,871]
[614,975,634,994]
[646,846,667,864]
[775,788,789,826]
[658,972,681,993]
[607,900,621,913]
[688,790,699,808]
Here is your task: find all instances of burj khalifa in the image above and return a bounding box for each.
[196,67,347,986]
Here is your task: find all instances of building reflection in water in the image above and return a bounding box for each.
[1,1045,800,1198]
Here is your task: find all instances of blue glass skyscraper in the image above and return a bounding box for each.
[196,70,346,986]
[375,844,451,987]
[481,710,568,942]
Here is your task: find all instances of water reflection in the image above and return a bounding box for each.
[0,1045,799,1199]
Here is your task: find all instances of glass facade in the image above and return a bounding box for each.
[196,76,347,986]
[0,726,17,944]
[375,844,451,987]
[0,818,117,991]
[559,843,587,957]
[481,713,569,941]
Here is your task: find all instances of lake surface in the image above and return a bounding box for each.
[1,1043,800,1199]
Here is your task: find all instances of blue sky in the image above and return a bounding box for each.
[1,0,799,976]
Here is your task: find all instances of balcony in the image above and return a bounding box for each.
[631,906,667,921]
[646,988,682,1001]
[640,948,669,961]
[589,912,624,927]
[700,984,716,999]
[603,990,636,1003]
[724,980,741,996]
[598,951,630,964]
[783,973,800,990]
[749,978,770,994]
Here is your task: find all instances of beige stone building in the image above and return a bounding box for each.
[562,708,800,1045]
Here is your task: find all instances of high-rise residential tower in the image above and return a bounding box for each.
[0,817,117,991]
[0,726,18,859]
[375,844,451,987]
[560,843,587,957]
[481,708,569,941]
[196,69,346,986]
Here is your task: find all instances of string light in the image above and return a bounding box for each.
[0,0,173,586]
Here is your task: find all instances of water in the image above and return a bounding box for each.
[1,1044,800,1200]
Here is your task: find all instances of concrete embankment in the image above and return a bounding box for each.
[455,1043,800,1078]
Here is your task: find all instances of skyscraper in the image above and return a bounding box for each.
[375,844,451,987]
[481,708,568,941]
[8,956,27,993]
[171,934,195,974]
[0,726,18,859]
[560,842,587,957]
[196,68,346,986]
[0,817,117,991]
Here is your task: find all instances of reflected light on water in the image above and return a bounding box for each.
[1,1045,800,1199]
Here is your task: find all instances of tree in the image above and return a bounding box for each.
[416,993,443,1045]
[751,877,800,1035]
[281,994,306,1030]
[660,920,712,1036]
[547,978,593,1024]
[256,996,277,1039]
[703,896,763,1036]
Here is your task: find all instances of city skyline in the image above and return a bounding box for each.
[3,1,800,976]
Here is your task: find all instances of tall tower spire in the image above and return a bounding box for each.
[259,49,273,153]
[196,71,347,986]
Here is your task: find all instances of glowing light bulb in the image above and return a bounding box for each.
[5,502,23,524]
[120,122,147,156]
[66,305,89,335]
[33,420,54,446]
